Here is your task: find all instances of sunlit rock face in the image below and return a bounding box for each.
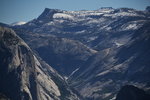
[15,32,97,76]
[0,27,80,100]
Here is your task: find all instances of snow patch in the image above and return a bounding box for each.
[115,12,138,16]
[53,13,74,20]
[103,12,141,18]
[11,21,26,26]
[87,19,99,24]
[99,9,114,13]
[110,96,116,100]
[75,30,86,34]
[97,70,110,76]
[102,93,112,98]
[45,21,55,26]
[100,25,112,31]
[124,24,138,30]
[88,36,98,41]
[68,67,80,78]
[64,76,68,80]
[114,41,123,47]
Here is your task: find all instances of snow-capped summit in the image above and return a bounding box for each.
[53,13,74,20]
[11,21,26,26]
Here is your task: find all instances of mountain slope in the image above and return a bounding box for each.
[0,27,79,100]
[69,21,150,100]
[13,30,97,76]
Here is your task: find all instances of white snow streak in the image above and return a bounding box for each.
[68,67,80,78]
[53,13,74,20]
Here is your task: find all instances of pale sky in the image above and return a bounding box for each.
[0,0,149,24]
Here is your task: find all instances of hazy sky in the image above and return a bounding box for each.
[0,0,149,24]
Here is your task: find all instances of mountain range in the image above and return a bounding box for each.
[0,7,150,100]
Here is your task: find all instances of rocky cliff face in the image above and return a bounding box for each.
[0,27,79,100]
[14,30,97,76]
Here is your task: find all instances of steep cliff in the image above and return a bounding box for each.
[0,27,79,100]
